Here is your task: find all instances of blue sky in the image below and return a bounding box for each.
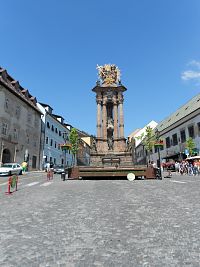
[1,0,200,136]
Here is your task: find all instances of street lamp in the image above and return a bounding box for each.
[62,131,69,168]
[155,129,163,179]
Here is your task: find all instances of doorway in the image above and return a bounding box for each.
[2,149,11,163]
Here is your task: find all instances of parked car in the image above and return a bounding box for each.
[53,164,65,174]
[0,163,23,176]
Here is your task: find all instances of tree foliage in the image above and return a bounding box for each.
[69,128,79,165]
[185,137,195,156]
[136,126,156,163]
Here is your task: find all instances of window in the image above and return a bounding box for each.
[63,133,69,140]
[34,115,39,127]
[59,131,61,136]
[55,142,57,148]
[4,99,9,110]
[15,106,21,118]
[32,156,37,168]
[51,125,54,132]
[27,113,32,123]
[55,128,58,133]
[47,122,50,128]
[197,122,200,136]
[2,123,8,135]
[50,139,53,146]
[180,130,186,143]
[46,137,48,144]
[27,134,30,144]
[13,128,18,140]
[188,125,194,138]
[172,133,178,146]
[166,137,171,148]
[33,140,37,147]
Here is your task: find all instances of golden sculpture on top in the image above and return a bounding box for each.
[97,64,121,86]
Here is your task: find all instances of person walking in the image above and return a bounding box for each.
[21,161,27,174]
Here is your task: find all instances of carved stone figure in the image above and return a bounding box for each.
[126,138,133,152]
[91,138,97,152]
[96,64,121,86]
[108,136,114,150]
[107,117,114,130]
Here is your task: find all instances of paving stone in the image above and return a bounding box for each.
[0,173,199,266]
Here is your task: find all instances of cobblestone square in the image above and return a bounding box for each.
[0,173,199,266]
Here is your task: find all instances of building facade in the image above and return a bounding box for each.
[129,120,158,164]
[135,94,200,166]
[0,67,42,170]
[37,103,73,168]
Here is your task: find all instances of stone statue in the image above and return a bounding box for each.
[126,138,132,152]
[108,136,114,150]
[91,138,97,152]
[107,117,114,130]
[96,64,121,86]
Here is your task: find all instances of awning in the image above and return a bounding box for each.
[186,156,200,160]
[162,153,181,160]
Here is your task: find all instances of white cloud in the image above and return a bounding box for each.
[188,60,200,68]
[181,70,200,81]
[181,60,200,83]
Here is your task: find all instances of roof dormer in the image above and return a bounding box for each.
[11,80,20,91]
[0,68,8,82]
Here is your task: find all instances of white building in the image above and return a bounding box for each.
[151,93,200,166]
[129,121,158,164]
[37,103,73,168]
[134,94,200,166]
[128,120,158,147]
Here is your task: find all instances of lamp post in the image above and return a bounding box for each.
[155,129,162,179]
[62,131,68,168]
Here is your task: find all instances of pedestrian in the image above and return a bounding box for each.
[175,161,180,174]
[46,162,50,172]
[21,161,27,174]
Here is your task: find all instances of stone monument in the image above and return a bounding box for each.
[90,64,133,166]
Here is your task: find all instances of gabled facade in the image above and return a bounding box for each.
[0,67,42,170]
[37,103,73,168]
[128,120,158,147]
[129,121,158,164]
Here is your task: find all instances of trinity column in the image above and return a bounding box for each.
[92,64,127,155]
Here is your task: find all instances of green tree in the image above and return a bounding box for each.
[185,137,195,156]
[69,128,79,166]
[136,126,156,165]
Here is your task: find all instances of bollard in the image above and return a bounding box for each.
[5,175,18,195]
[61,172,66,181]
[47,171,50,181]
[50,170,53,180]
[5,177,11,194]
